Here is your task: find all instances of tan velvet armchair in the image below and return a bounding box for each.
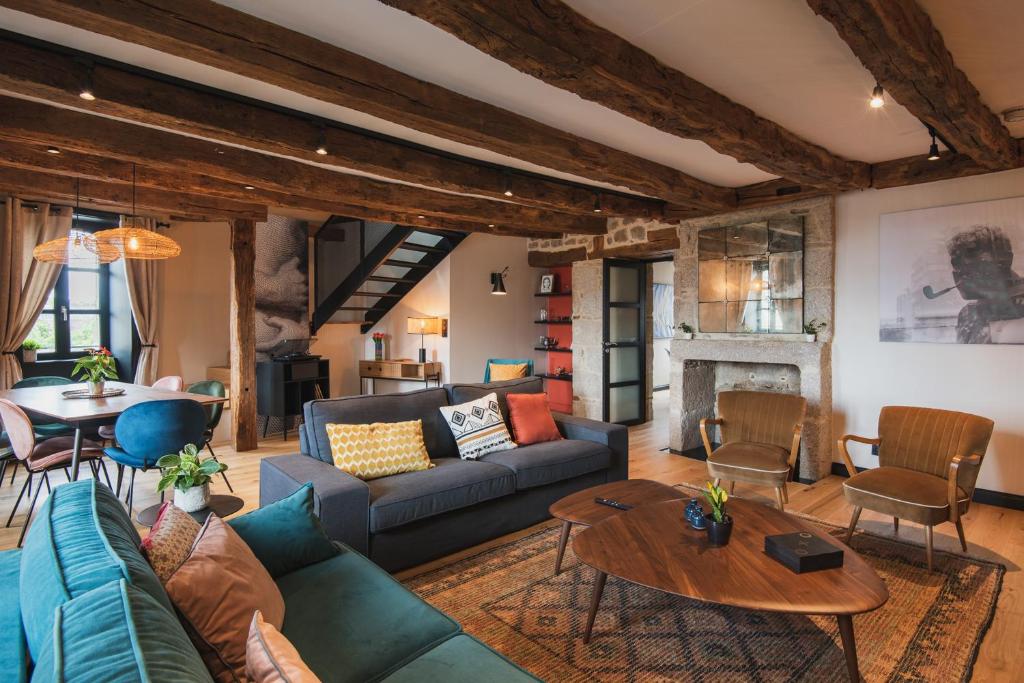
[840,406,994,570]
[700,390,806,510]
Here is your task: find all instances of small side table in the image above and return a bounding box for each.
[136,494,245,527]
[548,479,684,575]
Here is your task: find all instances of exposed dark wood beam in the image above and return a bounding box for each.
[308,202,558,240]
[0,0,736,211]
[384,0,870,191]
[807,0,1018,170]
[0,33,664,220]
[735,179,830,209]
[229,218,258,451]
[870,151,1012,190]
[0,96,603,235]
[0,166,267,222]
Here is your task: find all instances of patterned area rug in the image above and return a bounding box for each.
[403,489,1003,682]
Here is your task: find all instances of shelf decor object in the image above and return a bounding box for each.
[407,316,442,363]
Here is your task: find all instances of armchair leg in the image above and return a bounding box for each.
[729,481,736,495]
[925,525,934,571]
[773,487,785,511]
[893,517,899,534]
[955,520,968,552]
[782,481,790,503]
[845,506,862,544]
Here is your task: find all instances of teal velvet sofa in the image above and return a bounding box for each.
[0,479,540,682]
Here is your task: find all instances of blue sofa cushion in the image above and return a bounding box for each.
[20,479,173,661]
[368,458,516,532]
[380,635,540,682]
[0,550,26,683]
[30,579,212,683]
[229,482,339,578]
[277,547,460,683]
[480,439,612,490]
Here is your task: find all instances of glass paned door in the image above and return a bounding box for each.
[603,260,647,425]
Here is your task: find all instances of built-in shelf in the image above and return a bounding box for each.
[536,373,573,381]
[535,319,572,325]
[534,346,572,352]
[534,291,572,297]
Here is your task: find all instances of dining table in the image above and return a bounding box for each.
[0,380,229,481]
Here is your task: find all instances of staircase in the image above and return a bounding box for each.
[311,217,466,333]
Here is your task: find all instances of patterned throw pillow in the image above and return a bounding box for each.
[246,611,321,682]
[488,362,528,381]
[439,392,517,460]
[140,502,202,583]
[325,420,434,480]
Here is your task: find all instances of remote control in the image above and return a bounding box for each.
[594,497,633,511]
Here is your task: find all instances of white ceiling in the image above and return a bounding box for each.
[0,0,1016,191]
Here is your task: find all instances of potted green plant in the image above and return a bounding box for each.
[71,346,118,396]
[703,481,733,546]
[156,443,228,512]
[21,339,42,363]
[803,318,827,342]
[678,322,695,340]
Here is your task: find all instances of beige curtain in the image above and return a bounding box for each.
[122,216,161,385]
[0,198,72,389]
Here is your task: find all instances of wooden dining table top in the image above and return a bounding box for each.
[572,497,889,617]
[0,381,227,424]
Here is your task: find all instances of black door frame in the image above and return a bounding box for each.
[602,258,648,426]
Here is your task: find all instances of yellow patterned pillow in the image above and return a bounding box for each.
[325,420,434,480]
[489,362,528,381]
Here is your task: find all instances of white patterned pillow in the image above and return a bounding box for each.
[439,392,517,460]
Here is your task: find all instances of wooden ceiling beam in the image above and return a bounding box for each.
[0,34,663,220]
[0,96,603,235]
[0,0,735,211]
[383,0,869,191]
[0,167,268,222]
[806,0,1018,170]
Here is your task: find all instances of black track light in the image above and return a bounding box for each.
[315,125,328,155]
[502,170,513,197]
[927,126,941,161]
[869,84,884,109]
[593,192,602,213]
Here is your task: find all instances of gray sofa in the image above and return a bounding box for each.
[260,377,628,572]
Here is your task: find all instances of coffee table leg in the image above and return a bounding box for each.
[554,521,572,575]
[836,614,860,682]
[583,570,607,644]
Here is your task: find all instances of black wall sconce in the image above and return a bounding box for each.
[490,267,509,295]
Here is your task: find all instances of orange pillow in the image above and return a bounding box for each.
[246,611,321,682]
[489,362,528,381]
[506,393,563,445]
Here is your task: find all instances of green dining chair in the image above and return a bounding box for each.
[186,380,233,492]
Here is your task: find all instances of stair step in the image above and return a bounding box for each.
[366,275,417,284]
[399,242,447,254]
[337,305,385,311]
[383,259,431,268]
[352,291,401,298]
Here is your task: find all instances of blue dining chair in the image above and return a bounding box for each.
[186,380,232,492]
[483,358,535,383]
[103,399,208,514]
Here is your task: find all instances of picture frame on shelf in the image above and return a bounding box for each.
[539,273,556,294]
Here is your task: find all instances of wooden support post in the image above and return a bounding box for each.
[229,219,258,452]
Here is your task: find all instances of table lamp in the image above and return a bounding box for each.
[407,316,441,362]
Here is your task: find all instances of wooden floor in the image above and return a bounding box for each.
[2,391,1019,681]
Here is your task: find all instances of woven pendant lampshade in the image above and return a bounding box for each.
[94,217,181,260]
[33,229,121,266]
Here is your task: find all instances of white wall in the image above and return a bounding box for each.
[652,260,674,388]
[834,168,1024,495]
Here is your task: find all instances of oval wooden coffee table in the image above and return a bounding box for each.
[548,479,684,575]
[573,497,888,682]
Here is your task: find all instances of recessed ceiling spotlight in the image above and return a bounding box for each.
[46,146,61,154]
[488,223,496,228]
[1001,106,1024,123]
[79,88,95,101]
[417,215,425,219]
[243,184,255,190]
[869,84,884,109]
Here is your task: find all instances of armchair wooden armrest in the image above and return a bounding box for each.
[787,423,803,468]
[837,434,880,477]
[948,453,983,521]
[699,418,723,459]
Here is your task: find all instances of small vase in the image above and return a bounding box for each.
[704,514,733,546]
[374,344,383,361]
[175,483,210,513]
[804,333,817,342]
[87,380,105,396]
[23,350,37,363]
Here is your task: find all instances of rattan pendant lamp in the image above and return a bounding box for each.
[94,164,181,260]
[32,179,121,266]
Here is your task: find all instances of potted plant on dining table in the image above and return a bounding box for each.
[156,443,229,513]
[71,346,118,396]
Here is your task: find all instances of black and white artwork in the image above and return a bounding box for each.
[880,196,1024,344]
[255,215,308,360]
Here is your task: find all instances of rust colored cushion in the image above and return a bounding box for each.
[246,611,321,683]
[165,515,285,683]
[506,393,563,446]
[141,502,202,583]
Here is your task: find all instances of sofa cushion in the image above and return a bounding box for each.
[480,439,611,490]
[20,479,173,662]
[326,420,434,480]
[141,502,202,583]
[506,392,563,446]
[246,611,320,683]
[229,483,339,579]
[30,579,212,683]
[438,393,517,460]
[446,377,543,419]
[277,548,459,683]
[368,458,516,532]
[304,388,454,461]
[380,635,539,683]
[0,550,26,683]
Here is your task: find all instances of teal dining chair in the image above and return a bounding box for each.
[483,359,535,383]
[186,380,232,492]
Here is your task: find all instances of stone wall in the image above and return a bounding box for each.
[571,259,603,419]
[529,216,678,259]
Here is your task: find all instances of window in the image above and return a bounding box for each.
[26,238,111,361]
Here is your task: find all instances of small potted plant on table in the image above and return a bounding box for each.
[156,443,228,513]
[678,322,695,340]
[703,481,733,546]
[72,346,118,396]
[21,339,41,363]
[803,318,826,342]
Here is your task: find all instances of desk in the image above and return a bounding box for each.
[359,360,441,394]
[0,381,228,480]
